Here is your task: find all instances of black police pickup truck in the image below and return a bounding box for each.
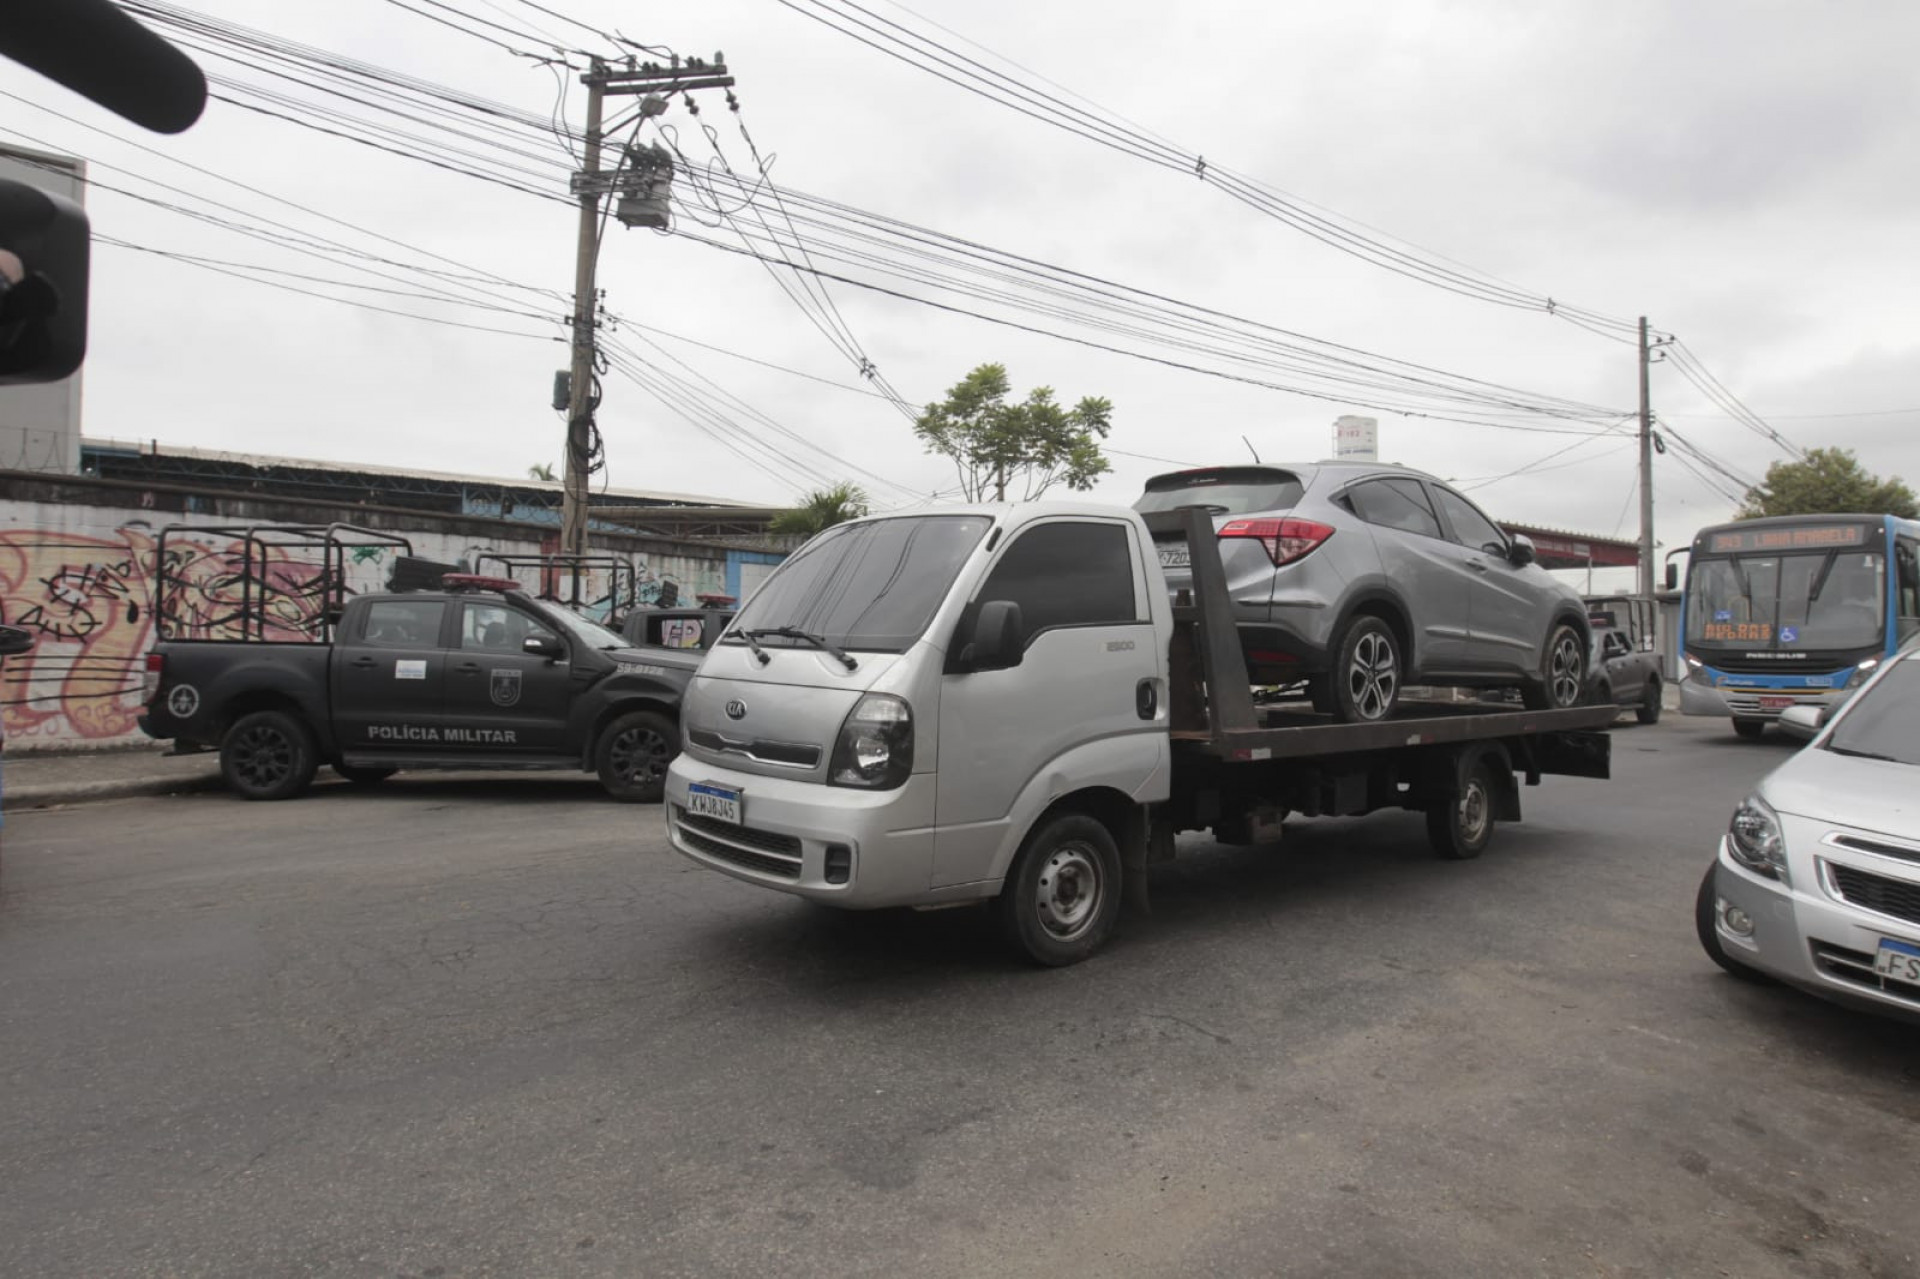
[140,575,701,801]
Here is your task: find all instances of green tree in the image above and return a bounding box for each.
[527,463,557,482]
[1737,447,1918,520]
[913,362,1112,502]
[771,482,871,537]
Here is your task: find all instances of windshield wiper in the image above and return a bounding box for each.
[743,627,858,670]
[1826,745,1900,762]
[729,629,770,665]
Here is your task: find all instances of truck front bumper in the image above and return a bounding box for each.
[1679,672,1847,721]
[664,759,955,909]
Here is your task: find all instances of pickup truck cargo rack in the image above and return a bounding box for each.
[154,524,414,643]
[472,553,637,621]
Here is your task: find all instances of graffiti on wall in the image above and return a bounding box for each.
[0,525,361,746]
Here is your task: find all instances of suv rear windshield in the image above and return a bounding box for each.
[724,515,992,653]
[1135,468,1305,516]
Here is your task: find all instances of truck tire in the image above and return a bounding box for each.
[1329,615,1401,723]
[333,764,397,786]
[1636,681,1663,725]
[1733,718,1766,740]
[1427,753,1497,860]
[996,812,1123,967]
[595,710,677,803]
[1522,623,1587,711]
[221,710,318,801]
[1694,862,1775,985]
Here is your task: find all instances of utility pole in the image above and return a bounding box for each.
[1637,314,1654,597]
[558,55,734,554]
[559,62,606,557]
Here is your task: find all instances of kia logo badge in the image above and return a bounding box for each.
[724,699,748,720]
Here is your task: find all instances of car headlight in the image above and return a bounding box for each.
[1727,795,1788,883]
[829,693,914,789]
[1844,658,1880,689]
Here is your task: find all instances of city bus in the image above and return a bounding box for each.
[1679,513,1920,735]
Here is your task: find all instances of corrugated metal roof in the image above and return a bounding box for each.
[80,436,751,508]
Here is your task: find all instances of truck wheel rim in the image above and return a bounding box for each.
[1550,634,1583,706]
[1458,778,1490,844]
[1348,630,1397,720]
[1035,844,1102,941]
[611,725,670,785]
[233,726,292,788]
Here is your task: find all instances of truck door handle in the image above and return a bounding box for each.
[1468,560,1489,573]
[349,656,378,669]
[1136,678,1158,720]
[454,662,482,675]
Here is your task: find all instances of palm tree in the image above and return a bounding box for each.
[770,482,870,537]
[527,463,557,482]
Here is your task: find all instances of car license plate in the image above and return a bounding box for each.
[1159,543,1190,569]
[1759,695,1795,710]
[686,782,741,825]
[1874,938,1920,987]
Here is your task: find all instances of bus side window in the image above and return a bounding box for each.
[1898,539,1920,638]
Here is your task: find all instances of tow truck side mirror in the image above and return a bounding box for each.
[964,600,1025,672]
[523,634,564,661]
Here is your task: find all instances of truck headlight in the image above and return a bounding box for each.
[1845,658,1880,689]
[829,694,913,789]
[1728,795,1788,883]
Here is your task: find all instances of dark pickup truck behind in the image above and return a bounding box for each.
[141,575,702,802]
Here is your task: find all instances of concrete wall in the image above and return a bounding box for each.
[0,471,758,752]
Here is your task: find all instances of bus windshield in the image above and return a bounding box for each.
[1687,550,1885,651]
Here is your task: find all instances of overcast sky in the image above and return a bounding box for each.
[5,0,1918,584]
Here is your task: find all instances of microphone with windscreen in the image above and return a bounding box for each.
[0,0,207,134]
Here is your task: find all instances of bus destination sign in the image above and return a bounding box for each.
[1706,524,1868,554]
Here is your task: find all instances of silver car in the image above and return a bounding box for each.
[1697,640,1920,1020]
[1134,462,1591,720]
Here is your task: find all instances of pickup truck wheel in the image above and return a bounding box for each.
[1694,861,1776,985]
[1330,616,1401,723]
[996,813,1122,967]
[596,710,677,803]
[1427,755,1496,860]
[1637,681,1663,725]
[333,764,397,786]
[221,710,318,801]
[1521,623,1587,711]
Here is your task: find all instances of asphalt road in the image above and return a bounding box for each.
[3,719,1918,1278]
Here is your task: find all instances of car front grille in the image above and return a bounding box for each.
[674,808,803,879]
[1810,941,1920,1006]
[1828,863,1920,927]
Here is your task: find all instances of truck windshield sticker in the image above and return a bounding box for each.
[489,668,522,707]
[395,660,428,680]
[167,684,200,718]
[368,724,518,745]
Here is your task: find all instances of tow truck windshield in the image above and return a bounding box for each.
[724,515,992,654]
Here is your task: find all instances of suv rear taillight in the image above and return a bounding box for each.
[142,652,164,705]
[1219,518,1333,566]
